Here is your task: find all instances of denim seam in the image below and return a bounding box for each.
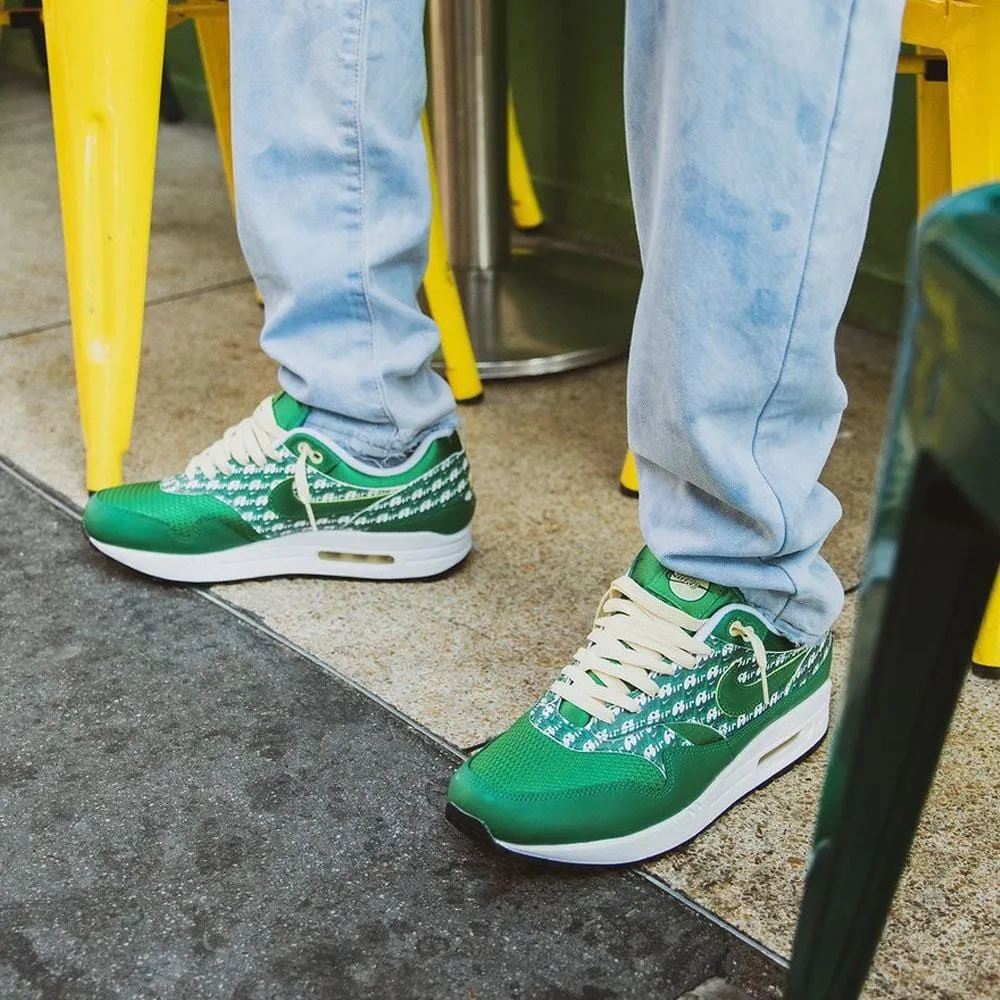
[746,0,860,622]
[352,0,400,452]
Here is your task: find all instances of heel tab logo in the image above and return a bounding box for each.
[668,572,710,602]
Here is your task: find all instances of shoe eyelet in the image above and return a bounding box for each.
[297,441,323,465]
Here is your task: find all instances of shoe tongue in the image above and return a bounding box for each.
[271,392,309,431]
[628,547,742,621]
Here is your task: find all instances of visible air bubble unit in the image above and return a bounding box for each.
[318,551,396,565]
[757,731,802,769]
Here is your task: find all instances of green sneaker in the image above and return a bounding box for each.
[83,394,475,583]
[447,548,831,864]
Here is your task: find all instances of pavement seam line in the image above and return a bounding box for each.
[636,871,790,969]
[0,276,255,343]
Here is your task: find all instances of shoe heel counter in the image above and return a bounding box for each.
[413,439,475,534]
[410,481,476,534]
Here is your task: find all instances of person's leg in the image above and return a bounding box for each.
[81,0,475,583]
[626,0,905,644]
[448,0,904,863]
[230,0,457,462]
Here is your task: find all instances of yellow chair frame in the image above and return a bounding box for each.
[900,0,1000,670]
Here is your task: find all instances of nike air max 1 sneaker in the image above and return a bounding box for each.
[83,393,475,583]
[447,547,831,864]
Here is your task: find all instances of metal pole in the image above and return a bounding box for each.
[426,0,636,378]
[428,0,508,271]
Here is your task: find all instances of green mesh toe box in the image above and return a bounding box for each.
[448,715,673,846]
[84,483,260,554]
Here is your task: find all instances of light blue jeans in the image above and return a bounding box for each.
[229,0,905,643]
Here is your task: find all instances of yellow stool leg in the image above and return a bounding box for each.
[507,91,544,231]
[944,7,1000,672]
[914,63,951,215]
[619,450,638,497]
[940,6,1000,195]
[972,574,1000,675]
[194,9,264,307]
[421,114,483,403]
[43,0,169,491]
[195,12,234,213]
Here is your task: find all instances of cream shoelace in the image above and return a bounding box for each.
[551,575,770,725]
[184,396,323,531]
[730,620,770,706]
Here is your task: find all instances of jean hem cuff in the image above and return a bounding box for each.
[303,412,460,463]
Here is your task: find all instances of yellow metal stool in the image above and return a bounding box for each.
[899,0,1000,673]
[900,0,1000,204]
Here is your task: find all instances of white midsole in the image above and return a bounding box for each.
[494,680,832,865]
[88,526,473,583]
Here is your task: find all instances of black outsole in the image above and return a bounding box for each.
[445,803,626,871]
[445,802,496,846]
